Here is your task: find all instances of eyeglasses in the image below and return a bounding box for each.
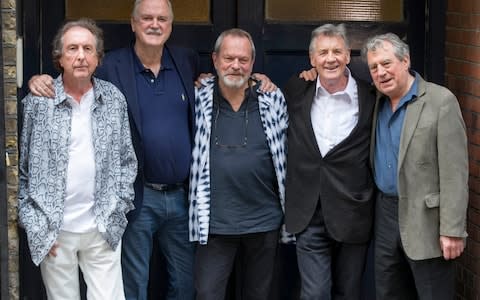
[213,99,249,148]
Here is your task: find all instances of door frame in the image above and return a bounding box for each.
[425,0,446,84]
[0,5,8,300]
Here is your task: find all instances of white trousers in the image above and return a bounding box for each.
[40,230,125,300]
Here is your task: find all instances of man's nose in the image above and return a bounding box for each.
[377,65,386,76]
[151,18,160,27]
[326,51,335,61]
[76,48,86,59]
[231,58,240,69]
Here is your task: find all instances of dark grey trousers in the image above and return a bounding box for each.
[194,230,279,300]
[375,193,455,300]
[296,204,369,300]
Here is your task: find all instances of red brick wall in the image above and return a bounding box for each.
[445,0,480,299]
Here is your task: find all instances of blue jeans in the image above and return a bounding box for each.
[122,185,195,300]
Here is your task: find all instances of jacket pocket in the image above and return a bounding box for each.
[424,193,440,208]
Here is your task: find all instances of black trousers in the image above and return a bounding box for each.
[296,204,369,300]
[375,193,454,300]
[194,230,279,300]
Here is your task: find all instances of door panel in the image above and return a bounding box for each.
[238,0,419,87]
[23,0,425,87]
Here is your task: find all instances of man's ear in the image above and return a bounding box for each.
[403,54,411,70]
[130,18,135,33]
[212,52,218,69]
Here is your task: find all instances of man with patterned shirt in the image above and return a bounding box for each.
[189,28,289,300]
[18,19,137,300]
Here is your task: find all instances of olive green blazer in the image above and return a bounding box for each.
[371,75,468,260]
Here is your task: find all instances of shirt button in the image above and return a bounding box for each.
[150,79,154,83]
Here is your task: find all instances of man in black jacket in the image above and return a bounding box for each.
[283,23,375,300]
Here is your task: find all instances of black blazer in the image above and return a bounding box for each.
[284,75,375,243]
[95,44,199,221]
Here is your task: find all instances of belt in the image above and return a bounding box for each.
[144,182,184,191]
[379,192,399,201]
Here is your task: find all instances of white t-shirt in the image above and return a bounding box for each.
[61,88,97,233]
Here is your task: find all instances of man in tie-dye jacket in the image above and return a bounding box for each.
[188,28,290,300]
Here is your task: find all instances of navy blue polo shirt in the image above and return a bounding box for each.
[374,73,418,195]
[132,47,191,184]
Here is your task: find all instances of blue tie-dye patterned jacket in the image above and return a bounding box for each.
[18,75,137,266]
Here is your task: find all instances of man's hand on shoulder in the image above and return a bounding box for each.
[28,74,55,98]
[299,68,317,81]
[252,73,277,93]
[440,235,465,260]
[195,73,214,88]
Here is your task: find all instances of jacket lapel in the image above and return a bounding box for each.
[302,83,323,157]
[370,94,381,169]
[398,78,426,169]
[196,80,214,172]
[198,82,214,132]
[114,49,143,135]
[327,80,369,155]
[168,45,196,121]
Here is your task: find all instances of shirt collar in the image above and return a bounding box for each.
[53,75,101,106]
[396,71,419,109]
[131,46,174,74]
[315,67,357,103]
[66,88,94,107]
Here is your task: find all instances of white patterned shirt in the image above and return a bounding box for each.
[18,76,137,265]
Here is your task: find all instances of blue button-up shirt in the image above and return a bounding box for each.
[374,74,418,196]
